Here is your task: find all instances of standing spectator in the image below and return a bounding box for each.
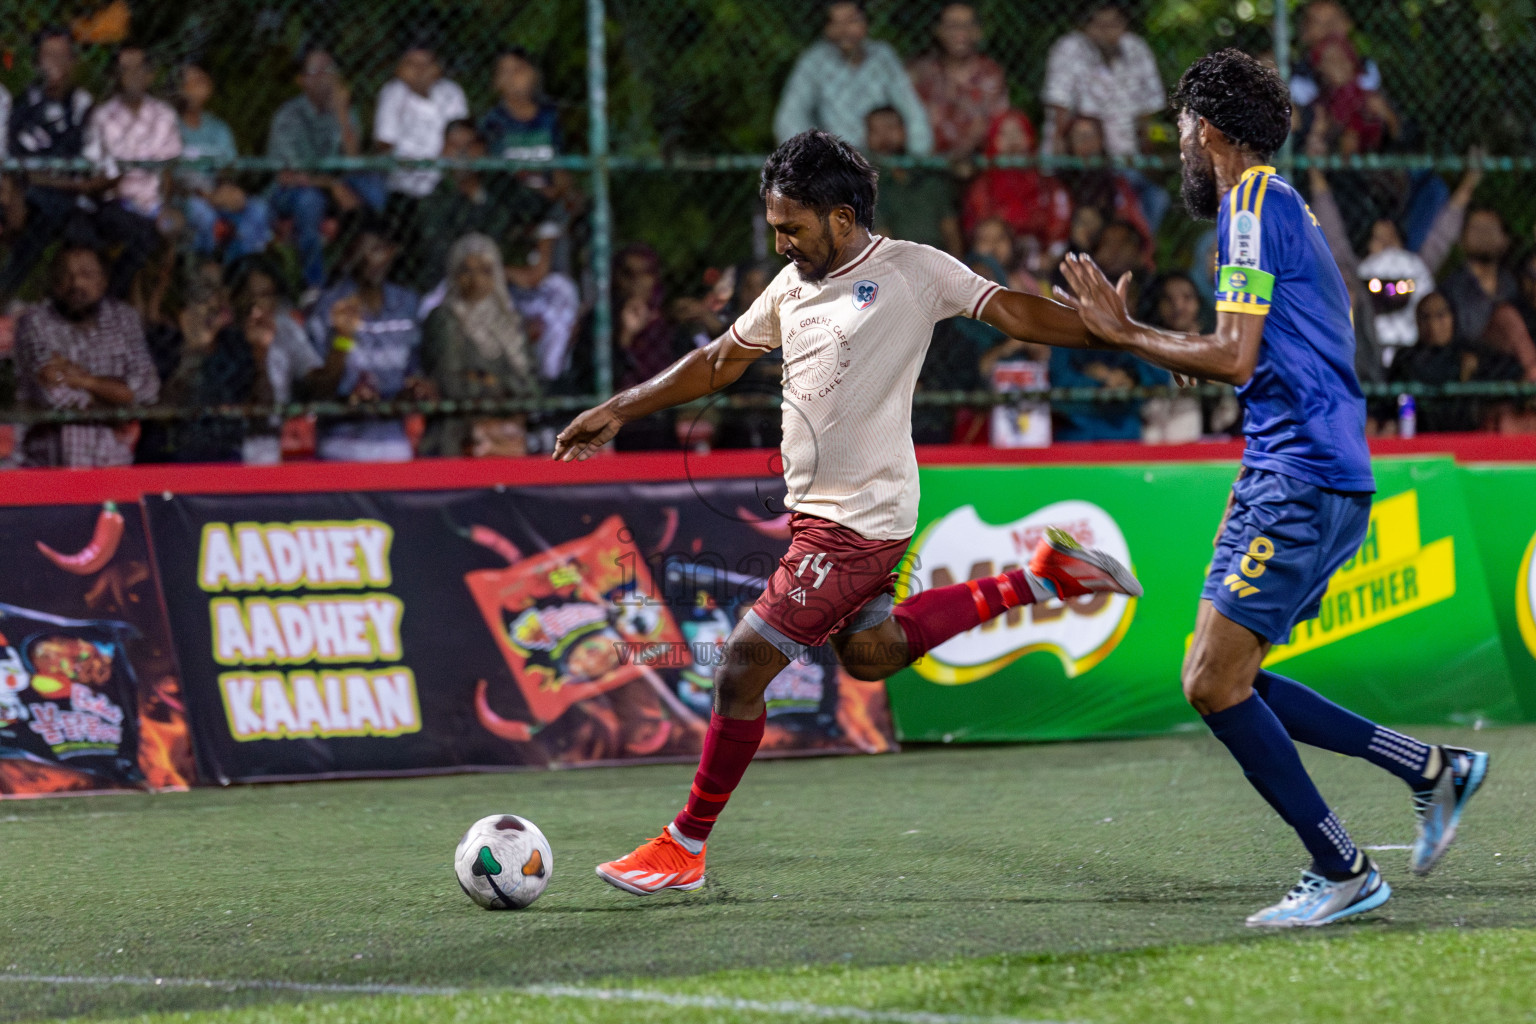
[480,47,580,279]
[1041,3,1163,158]
[1040,3,1168,231]
[373,44,468,222]
[176,62,271,265]
[773,1,933,155]
[305,223,429,462]
[960,111,1055,249]
[0,27,95,299]
[482,48,562,164]
[867,107,960,254]
[14,244,158,466]
[905,3,1008,159]
[419,234,538,458]
[266,49,381,292]
[1439,208,1536,382]
[80,46,180,299]
[1303,37,1396,156]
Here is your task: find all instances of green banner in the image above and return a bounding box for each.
[886,457,1522,743]
[1460,465,1536,720]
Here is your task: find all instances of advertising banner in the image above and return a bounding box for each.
[0,503,194,797]
[1460,464,1536,718]
[887,457,1521,743]
[144,481,896,784]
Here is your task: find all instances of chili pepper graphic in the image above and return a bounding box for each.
[468,525,523,566]
[37,502,125,575]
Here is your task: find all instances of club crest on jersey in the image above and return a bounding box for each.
[852,280,879,310]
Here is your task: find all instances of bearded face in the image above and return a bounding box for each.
[1178,112,1220,221]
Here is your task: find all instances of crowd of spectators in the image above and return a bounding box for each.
[1,0,1532,469]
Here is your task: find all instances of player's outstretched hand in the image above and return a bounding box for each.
[1054,253,1135,348]
[553,405,624,462]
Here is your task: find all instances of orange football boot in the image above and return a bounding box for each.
[1028,526,1143,599]
[595,828,707,895]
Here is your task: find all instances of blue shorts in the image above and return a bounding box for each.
[1201,468,1372,645]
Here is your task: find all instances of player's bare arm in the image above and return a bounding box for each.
[975,287,1102,349]
[552,334,763,461]
[1057,253,1264,385]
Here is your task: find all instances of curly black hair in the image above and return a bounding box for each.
[1172,48,1291,160]
[760,129,878,230]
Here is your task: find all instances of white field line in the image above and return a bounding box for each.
[0,973,1072,1024]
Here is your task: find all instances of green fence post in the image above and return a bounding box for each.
[1274,0,1295,178]
[588,0,614,400]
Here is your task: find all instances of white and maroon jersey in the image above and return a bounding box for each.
[730,236,1001,540]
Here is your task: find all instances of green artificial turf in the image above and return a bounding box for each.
[1,726,1531,1023]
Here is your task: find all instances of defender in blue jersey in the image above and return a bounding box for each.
[1060,50,1488,927]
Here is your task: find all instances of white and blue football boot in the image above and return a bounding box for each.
[1245,860,1391,928]
[1410,745,1490,876]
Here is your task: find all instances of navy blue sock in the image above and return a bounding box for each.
[1203,692,1361,880]
[1253,670,1438,790]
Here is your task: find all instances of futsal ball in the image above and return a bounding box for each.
[454,813,553,909]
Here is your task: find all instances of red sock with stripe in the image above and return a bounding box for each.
[890,569,1044,661]
[671,710,766,846]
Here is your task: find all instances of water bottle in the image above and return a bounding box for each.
[1397,393,1417,439]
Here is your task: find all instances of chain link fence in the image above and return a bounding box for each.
[1,0,1535,465]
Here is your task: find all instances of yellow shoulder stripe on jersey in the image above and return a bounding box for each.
[1216,299,1271,315]
[1250,173,1271,220]
[1237,165,1275,218]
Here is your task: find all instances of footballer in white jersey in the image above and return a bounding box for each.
[555,129,1141,895]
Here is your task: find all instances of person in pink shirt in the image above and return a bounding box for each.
[905,3,1009,159]
[83,46,179,297]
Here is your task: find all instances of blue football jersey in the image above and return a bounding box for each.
[1215,166,1375,493]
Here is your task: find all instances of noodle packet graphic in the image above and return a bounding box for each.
[0,603,144,787]
[465,516,683,725]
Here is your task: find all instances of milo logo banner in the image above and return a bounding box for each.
[145,483,897,785]
[887,458,1522,743]
[0,503,194,798]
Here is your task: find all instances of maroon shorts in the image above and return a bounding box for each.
[745,512,911,657]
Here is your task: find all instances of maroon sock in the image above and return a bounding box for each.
[891,570,1039,660]
[672,710,766,843]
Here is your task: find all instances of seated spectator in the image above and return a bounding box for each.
[1048,345,1167,442]
[1090,217,1152,309]
[481,47,580,278]
[1387,291,1519,434]
[774,1,933,155]
[1439,208,1536,382]
[1517,249,1536,342]
[266,49,382,292]
[867,107,960,254]
[905,3,1008,159]
[1290,1,1383,132]
[0,27,95,299]
[567,244,679,449]
[960,111,1055,250]
[968,217,1042,295]
[14,244,158,466]
[305,223,430,462]
[411,120,544,291]
[419,234,538,458]
[1040,2,1167,229]
[1304,36,1396,156]
[1137,272,1206,442]
[506,230,580,386]
[176,62,271,265]
[1045,115,1152,252]
[227,259,343,463]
